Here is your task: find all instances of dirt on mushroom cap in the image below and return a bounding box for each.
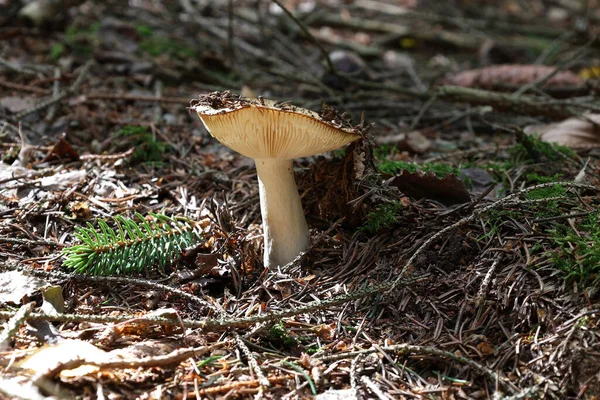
[190,91,368,133]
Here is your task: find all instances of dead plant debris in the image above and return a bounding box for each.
[1,1,600,399]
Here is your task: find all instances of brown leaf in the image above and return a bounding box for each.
[41,133,80,163]
[525,114,600,146]
[70,201,91,220]
[477,341,496,356]
[389,170,471,205]
[446,65,583,90]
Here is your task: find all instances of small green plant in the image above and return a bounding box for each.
[481,161,514,174]
[332,148,346,158]
[373,144,398,160]
[513,133,576,162]
[1,145,20,164]
[358,201,403,235]
[196,355,224,368]
[547,212,600,282]
[49,43,65,61]
[62,213,202,275]
[114,125,166,163]
[135,24,154,38]
[62,22,101,56]
[479,209,521,240]
[135,24,196,58]
[269,322,297,347]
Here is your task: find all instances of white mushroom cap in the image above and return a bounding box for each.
[194,97,361,159]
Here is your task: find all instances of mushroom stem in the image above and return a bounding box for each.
[255,158,309,268]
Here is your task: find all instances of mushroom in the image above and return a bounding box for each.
[193,92,361,268]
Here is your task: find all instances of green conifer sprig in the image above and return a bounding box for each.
[61,212,202,275]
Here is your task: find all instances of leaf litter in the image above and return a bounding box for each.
[0,1,600,399]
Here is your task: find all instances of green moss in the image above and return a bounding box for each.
[378,160,414,175]
[113,125,166,164]
[378,160,459,178]
[135,24,154,38]
[358,201,403,235]
[526,172,563,184]
[482,161,514,173]
[140,36,195,58]
[269,322,297,347]
[134,24,196,58]
[525,184,566,201]
[332,148,346,158]
[373,144,398,160]
[547,212,600,283]
[49,43,65,61]
[62,22,100,56]
[115,125,149,137]
[513,133,576,162]
[525,184,567,219]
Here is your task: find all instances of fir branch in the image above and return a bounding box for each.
[61,212,202,275]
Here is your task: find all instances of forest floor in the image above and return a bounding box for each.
[1,0,600,399]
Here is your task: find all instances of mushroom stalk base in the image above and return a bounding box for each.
[255,158,309,268]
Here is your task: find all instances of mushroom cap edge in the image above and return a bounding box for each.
[194,100,362,159]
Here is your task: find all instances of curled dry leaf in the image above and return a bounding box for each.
[460,168,497,199]
[445,64,583,90]
[525,114,600,147]
[389,170,471,206]
[16,339,109,377]
[0,271,48,305]
[40,133,80,163]
[477,341,496,356]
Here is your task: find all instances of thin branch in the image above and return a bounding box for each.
[270,0,337,76]
[44,343,225,378]
[435,85,578,120]
[317,344,517,394]
[0,274,428,331]
[0,302,35,350]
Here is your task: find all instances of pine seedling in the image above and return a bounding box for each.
[62,212,202,275]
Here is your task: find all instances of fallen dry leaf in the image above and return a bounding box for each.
[16,339,110,377]
[70,201,91,219]
[445,64,583,90]
[525,114,600,146]
[389,170,471,205]
[0,270,48,305]
[477,341,496,356]
[460,168,497,199]
[40,133,80,163]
